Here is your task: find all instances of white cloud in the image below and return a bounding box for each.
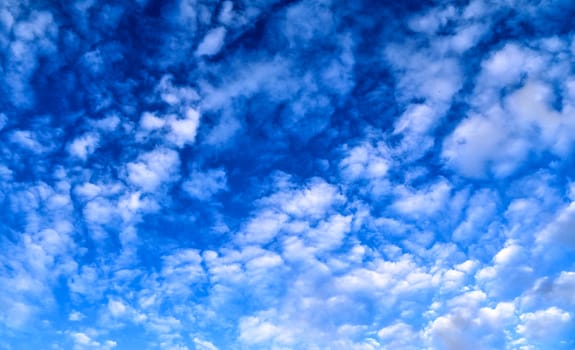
[334,254,434,298]
[306,214,352,251]
[182,168,227,201]
[238,313,291,346]
[196,27,226,56]
[126,147,180,192]
[167,108,201,147]
[192,337,218,350]
[385,43,462,106]
[522,271,575,311]
[156,75,199,106]
[2,1,575,349]
[245,251,282,271]
[159,249,205,297]
[204,113,242,146]
[140,112,165,130]
[442,109,528,178]
[452,189,497,241]
[90,114,121,132]
[340,142,390,182]
[0,300,34,329]
[74,182,121,201]
[84,197,116,226]
[393,103,442,161]
[238,210,289,245]
[69,311,84,321]
[70,332,99,347]
[548,272,575,306]
[68,265,105,300]
[483,44,532,84]
[9,130,42,151]
[69,332,117,350]
[273,179,343,219]
[68,133,99,160]
[537,201,575,249]
[281,0,335,47]
[475,241,534,299]
[517,307,571,344]
[2,9,58,108]
[235,177,347,248]
[493,244,522,265]
[424,291,515,350]
[444,23,488,53]
[218,1,234,25]
[377,322,421,350]
[505,81,575,157]
[108,299,127,317]
[392,180,451,220]
[444,40,575,178]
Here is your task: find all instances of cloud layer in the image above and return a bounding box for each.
[1,0,575,349]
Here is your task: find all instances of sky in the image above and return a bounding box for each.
[1,0,575,349]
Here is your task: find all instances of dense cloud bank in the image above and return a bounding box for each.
[1,0,575,349]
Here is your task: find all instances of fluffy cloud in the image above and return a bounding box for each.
[182,168,227,201]
[166,108,201,148]
[2,0,575,349]
[516,307,572,348]
[424,291,515,350]
[196,27,227,57]
[443,42,575,178]
[68,133,100,160]
[126,148,180,192]
[537,201,575,249]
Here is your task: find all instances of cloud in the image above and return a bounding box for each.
[68,332,117,350]
[340,142,390,183]
[1,9,58,108]
[192,337,218,350]
[475,241,535,299]
[196,27,227,56]
[424,291,515,350]
[69,311,84,321]
[443,41,575,178]
[392,179,452,220]
[68,133,100,160]
[126,147,180,192]
[537,200,575,249]
[267,178,344,219]
[377,322,421,350]
[516,307,572,347]
[238,313,289,345]
[521,271,575,312]
[0,300,34,329]
[140,112,166,131]
[237,209,289,245]
[182,168,227,201]
[452,189,498,242]
[108,299,128,317]
[166,108,201,148]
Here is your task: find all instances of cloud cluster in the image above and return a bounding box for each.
[1,0,575,349]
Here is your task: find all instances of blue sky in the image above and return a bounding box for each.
[1,0,575,349]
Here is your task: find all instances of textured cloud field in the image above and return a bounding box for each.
[1,0,575,349]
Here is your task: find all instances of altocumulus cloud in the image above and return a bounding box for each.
[1,0,575,349]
